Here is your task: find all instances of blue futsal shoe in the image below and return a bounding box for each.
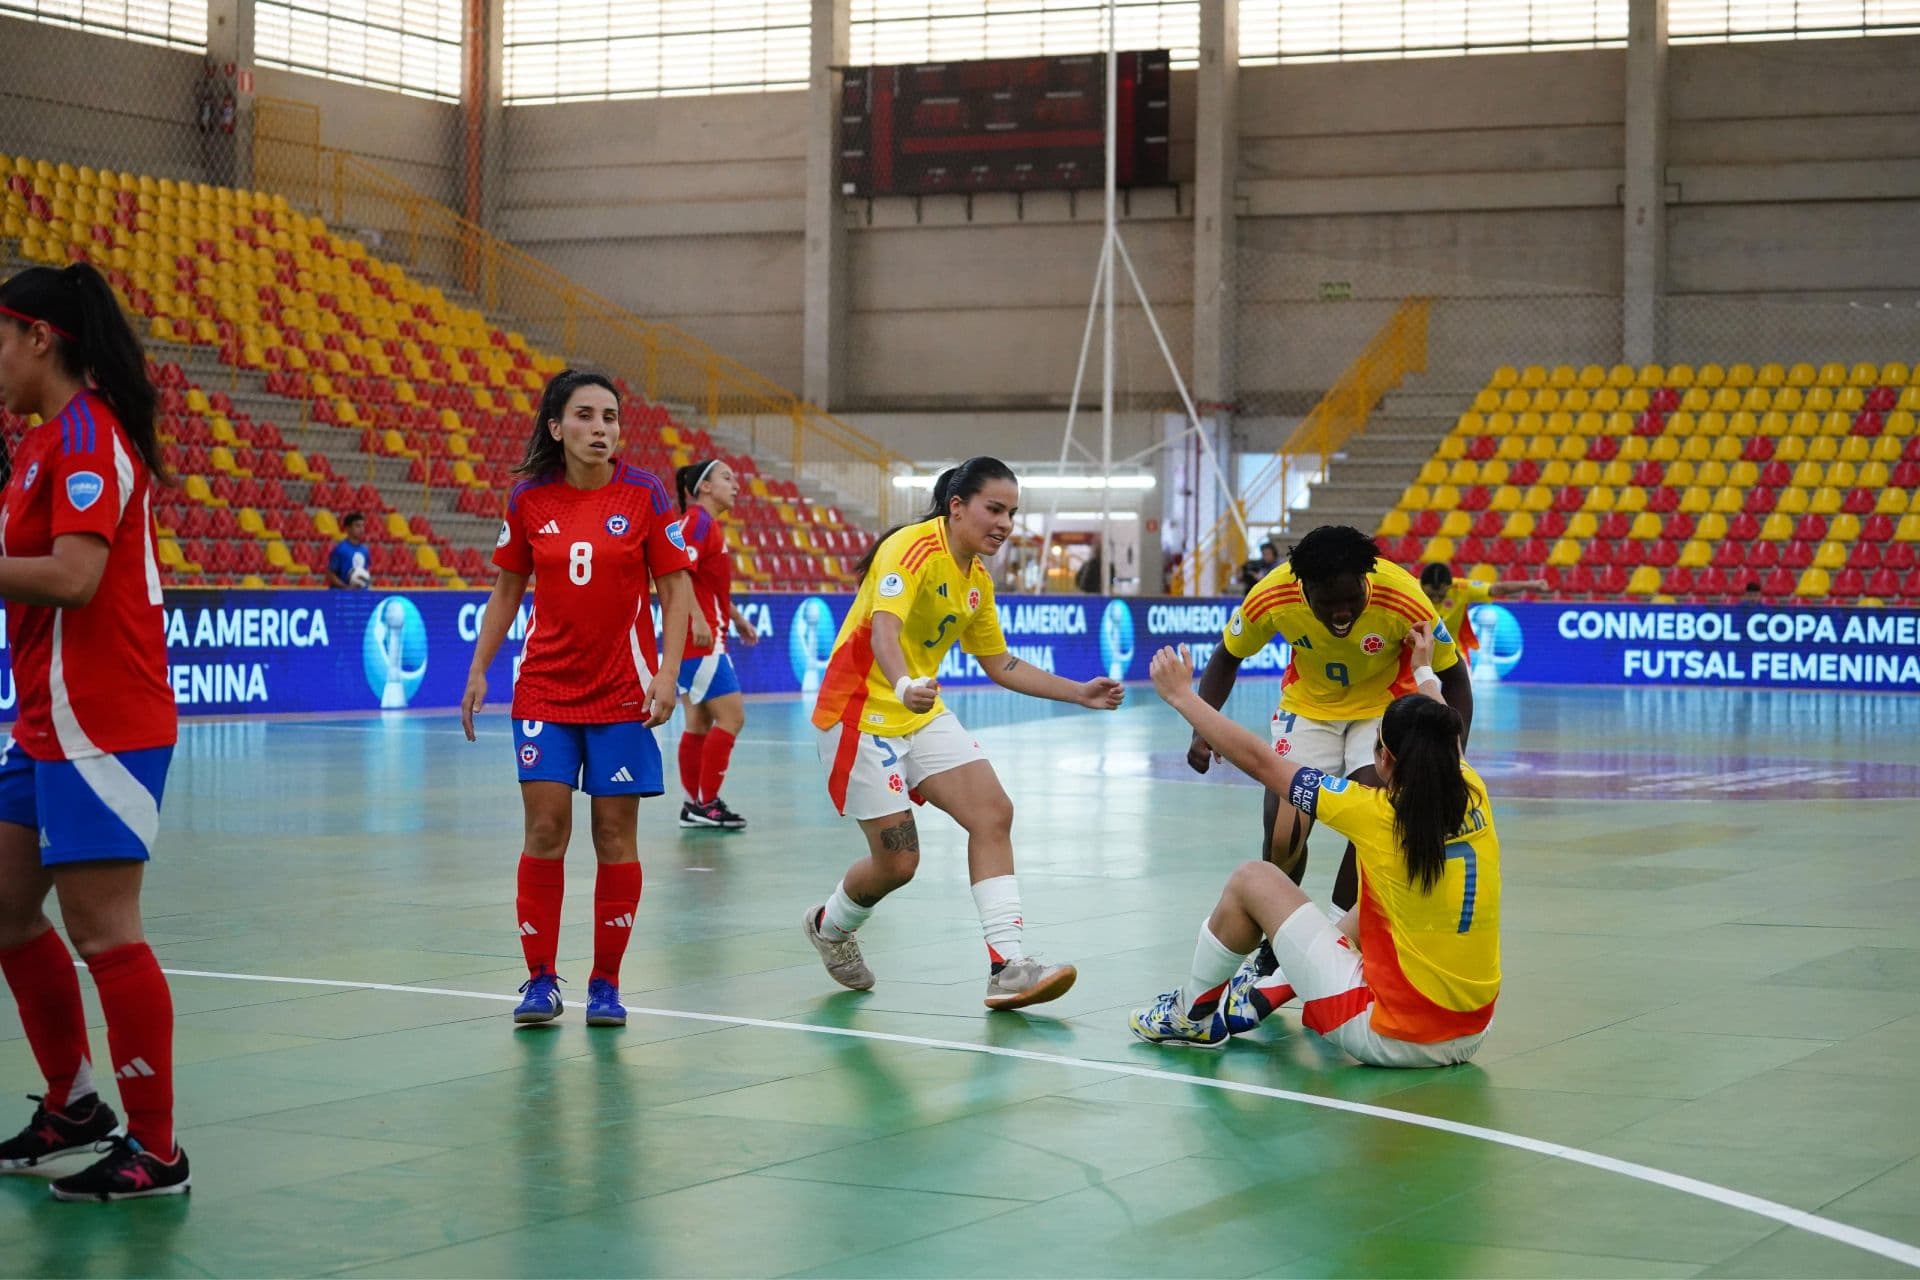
[513,972,565,1025]
[585,978,627,1027]
[1128,989,1229,1049]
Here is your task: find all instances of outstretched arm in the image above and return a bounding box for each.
[984,651,1124,709]
[1153,646,1307,798]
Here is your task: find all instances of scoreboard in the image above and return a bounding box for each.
[839,51,1170,198]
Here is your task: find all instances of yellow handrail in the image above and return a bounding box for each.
[251,96,903,527]
[1175,297,1430,595]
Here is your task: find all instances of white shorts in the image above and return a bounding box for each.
[1270,903,1485,1069]
[1271,710,1380,780]
[817,712,986,821]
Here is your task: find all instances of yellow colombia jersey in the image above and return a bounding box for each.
[1304,763,1501,1042]
[1221,560,1460,720]
[811,517,1009,737]
[1437,579,1493,654]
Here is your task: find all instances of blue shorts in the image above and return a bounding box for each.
[677,654,741,704]
[0,739,172,866]
[514,720,663,797]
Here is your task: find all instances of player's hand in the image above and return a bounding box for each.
[736,618,760,647]
[691,616,714,649]
[903,678,940,714]
[1186,731,1224,774]
[644,671,678,728]
[1151,644,1197,702]
[1405,619,1436,668]
[1078,676,1125,710]
[460,672,487,742]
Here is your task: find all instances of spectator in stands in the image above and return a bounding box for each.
[1239,540,1280,593]
[326,513,371,589]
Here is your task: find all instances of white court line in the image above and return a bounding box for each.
[156,964,1920,1271]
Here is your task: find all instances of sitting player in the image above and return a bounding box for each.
[1132,625,1500,1068]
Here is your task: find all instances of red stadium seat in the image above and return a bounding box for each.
[1743,487,1776,515]
[1892,462,1920,488]
[1741,438,1775,463]
[1865,567,1902,597]
[1864,513,1898,542]
[1466,436,1496,462]
[1793,514,1829,542]
[1458,486,1491,511]
[1509,459,1541,486]
[1645,539,1679,567]
[1630,462,1666,487]
[1410,511,1442,537]
[1761,566,1795,597]
[1597,512,1632,540]
[1513,537,1550,568]
[1484,538,1516,566]
[1552,486,1584,512]
[1660,566,1696,595]
[1781,541,1814,570]
[1649,388,1681,413]
[1848,542,1883,570]
[1645,487,1680,513]
[1865,386,1897,412]
[1597,564,1631,593]
[1832,568,1867,597]
[1664,512,1697,540]
[1634,411,1666,436]
[1851,411,1884,437]
[1743,541,1778,569]
[1903,569,1920,600]
[1843,488,1876,515]
[1471,511,1505,538]
[1728,512,1762,542]
[1758,461,1792,488]
[1888,542,1919,571]
[1535,511,1569,539]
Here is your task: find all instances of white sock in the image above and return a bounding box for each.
[971,875,1025,969]
[1179,923,1245,1016]
[818,880,872,942]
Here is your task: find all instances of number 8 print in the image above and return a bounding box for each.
[568,541,593,585]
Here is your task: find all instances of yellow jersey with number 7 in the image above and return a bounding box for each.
[811,517,1009,737]
[1221,560,1460,720]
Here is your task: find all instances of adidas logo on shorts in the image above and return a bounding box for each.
[519,921,538,936]
[609,766,634,783]
[603,913,635,928]
[116,1058,156,1080]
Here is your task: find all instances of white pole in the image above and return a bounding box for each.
[1100,0,1117,595]
[1039,239,1110,593]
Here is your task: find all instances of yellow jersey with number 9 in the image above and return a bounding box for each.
[811,517,1009,737]
[1222,560,1460,720]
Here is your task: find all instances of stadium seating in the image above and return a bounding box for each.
[0,152,870,590]
[1379,361,1920,605]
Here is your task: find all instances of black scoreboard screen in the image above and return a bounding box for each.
[839,50,1170,198]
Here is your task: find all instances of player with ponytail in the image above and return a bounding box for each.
[800,457,1125,1010]
[671,457,759,831]
[0,263,186,1197]
[1133,622,1502,1067]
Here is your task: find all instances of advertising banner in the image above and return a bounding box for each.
[0,592,1912,722]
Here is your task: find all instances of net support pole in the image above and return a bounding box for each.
[1100,0,1118,595]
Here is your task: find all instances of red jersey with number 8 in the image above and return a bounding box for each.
[493,461,693,723]
[0,391,174,760]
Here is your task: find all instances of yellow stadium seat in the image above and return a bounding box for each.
[1679,539,1712,568]
[1836,386,1865,413]
[1439,511,1473,538]
[1616,487,1647,514]
[1420,537,1456,564]
[1684,439,1716,466]
[1812,541,1846,571]
[1848,361,1879,387]
[1500,511,1536,539]
[1708,387,1740,413]
[1495,436,1526,462]
[1826,461,1858,489]
[1489,486,1522,512]
[1618,437,1650,462]
[1775,488,1809,516]
[1697,364,1726,388]
[1820,410,1851,435]
[1607,364,1636,389]
[1571,460,1602,488]
[1521,485,1553,512]
[157,538,187,571]
[1555,436,1587,462]
[1635,364,1667,388]
[415,545,445,573]
[1398,485,1431,511]
[1430,485,1462,509]
[1472,389,1501,413]
[1815,362,1847,387]
[184,474,221,506]
[1896,515,1920,542]
[1592,389,1622,413]
[1696,513,1730,542]
[1455,412,1487,435]
[1622,388,1652,413]
[1806,388,1837,414]
[1578,364,1606,389]
[312,510,342,539]
[1548,538,1583,567]
[1727,459,1758,487]
[1627,565,1662,595]
[1877,489,1910,516]
[1830,513,1862,543]
[1378,510,1411,537]
[1881,362,1910,386]
[1680,387,1710,413]
[265,541,295,571]
[1525,435,1557,462]
[1538,461,1572,487]
[1775,436,1807,463]
[1784,362,1814,388]
[1839,435,1871,463]
[1710,486,1744,514]
[1795,568,1831,598]
[1532,389,1562,412]
[381,429,415,457]
[1565,512,1599,540]
[1628,512,1663,540]
[1810,487,1843,515]
[1808,436,1839,462]
[236,507,268,537]
[1516,365,1546,388]
[1757,513,1793,542]
[1435,436,1467,461]
[1479,460,1511,486]
[1859,461,1891,489]
[386,512,424,543]
[1562,388,1592,412]
[1417,460,1448,486]
[1872,436,1904,463]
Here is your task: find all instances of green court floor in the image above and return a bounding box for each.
[3,678,1919,1278]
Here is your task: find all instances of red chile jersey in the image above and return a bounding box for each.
[0,392,175,760]
[680,505,733,658]
[493,461,693,723]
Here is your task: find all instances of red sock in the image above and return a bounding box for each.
[85,943,174,1156]
[678,731,707,802]
[591,861,643,986]
[516,854,565,977]
[700,728,737,804]
[0,928,93,1114]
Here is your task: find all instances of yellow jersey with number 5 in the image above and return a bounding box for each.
[1221,560,1460,720]
[811,517,1009,737]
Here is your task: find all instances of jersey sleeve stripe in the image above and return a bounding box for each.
[1372,589,1436,621]
[1372,584,1431,611]
[76,398,98,453]
[1244,588,1301,618]
[899,537,941,570]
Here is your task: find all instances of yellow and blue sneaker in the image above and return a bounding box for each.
[1128,990,1229,1049]
[1222,954,1295,1035]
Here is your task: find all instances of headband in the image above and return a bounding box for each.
[0,304,74,342]
[692,459,720,495]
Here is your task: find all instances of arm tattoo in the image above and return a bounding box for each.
[879,819,920,855]
[1002,656,1021,674]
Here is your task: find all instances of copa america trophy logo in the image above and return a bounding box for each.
[788,597,837,696]
[363,596,429,708]
[1098,600,1136,681]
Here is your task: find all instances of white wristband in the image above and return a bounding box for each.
[1413,665,1438,687]
[894,675,921,703]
